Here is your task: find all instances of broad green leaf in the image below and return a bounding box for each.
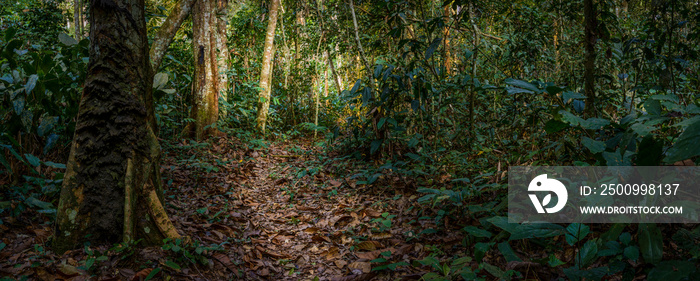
[153,72,169,89]
[418,256,442,272]
[370,139,383,154]
[0,74,13,84]
[165,260,181,270]
[647,261,695,281]
[581,137,605,154]
[565,223,590,245]
[373,65,382,78]
[544,119,568,133]
[623,246,639,261]
[43,161,66,169]
[545,85,564,96]
[425,37,442,60]
[619,232,631,245]
[43,134,59,155]
[24,74,38,94]
[638,223,663,264]
[481,263,508,280]
[562,91,585,104]
[665,118,700,163]
[649,94,679,102]
[510,223,565,240]
[559,110,584,126]
[547,254,565,267]
[24,153,41,167]
[37,116,58,137]
[13,95,25,115]
[1,144,25,164]
[506,86,534,95]
[577,240,598,268]
[581,118,610,130]
[144,267,161,281]
[474,242,494,261]
[600,223,626,242]
[505,78,539,93]
[25,196,53,210]
[405,153,420,160]
[497,242,522,262]
[603,150,633,166]
[674,115,700,128]
[5,27,16,42]
[377,117,386,129]
[643,99,661,116]
[350,79,361,94]
[630,122,656,136]
[462,226,492,238]
[58,33,78,46]
[487,216,518,234]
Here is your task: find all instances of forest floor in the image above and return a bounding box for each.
[0,135,518,280]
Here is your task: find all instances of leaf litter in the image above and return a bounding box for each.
[0,136,514,280]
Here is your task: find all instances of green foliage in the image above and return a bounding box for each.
[161,238,224,266]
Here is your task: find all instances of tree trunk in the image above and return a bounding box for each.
[55,0,181,254]
[443,4,452,76]
[186,0,221,140]
[584,0,597,116]
[73,0,81,40]
[327,49,342,93]
[348,0,373,88]
[148,0,196,133]
[255,0,280,134]
[217,0,230,116]
[149,0,196,73]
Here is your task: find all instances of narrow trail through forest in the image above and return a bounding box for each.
[161,136,469,280]
[0,136,483,280]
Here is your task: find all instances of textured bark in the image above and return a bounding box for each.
[584,0,598,116]
[186,0,220,140]
[443,4,452,76]
[256,0,280,134]
[149,0,196,73]
[73,0,81,40]
[55,0,180,254]
[217,0,230,116]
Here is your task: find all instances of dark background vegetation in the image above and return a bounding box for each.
[1,0,698,280]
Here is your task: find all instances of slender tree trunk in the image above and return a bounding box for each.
[150,0,196,73]
[348,0,373,88]
[186,0,220,140]
[73,0,81,40]
[468,3,479,136]
[584,0,598,116]
[256,0,280,134]
[217,0,230,116]
[147,0,196,133]
[55,0,181,254]
[443,4,452,76]
[327,49,342,93]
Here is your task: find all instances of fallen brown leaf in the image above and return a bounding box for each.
[347,261,372,273]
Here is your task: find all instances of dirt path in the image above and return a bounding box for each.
[0,136,470,280]
[163,137,467,280]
